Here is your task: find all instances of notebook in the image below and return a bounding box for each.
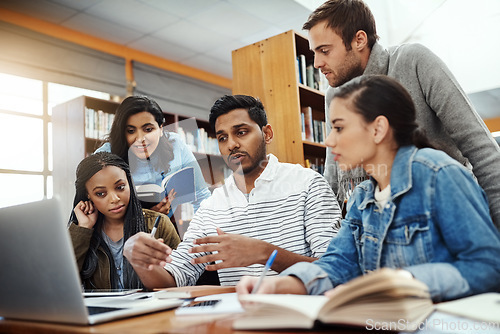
[0,198,183,325]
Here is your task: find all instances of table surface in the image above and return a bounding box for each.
[0,308,371,334]
[2,306,499,334]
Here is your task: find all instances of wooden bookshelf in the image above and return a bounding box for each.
[52,96,227,218]
[232,30,327,171]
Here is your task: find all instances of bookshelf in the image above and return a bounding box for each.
[52,95,228,220]
[232,30,327,173]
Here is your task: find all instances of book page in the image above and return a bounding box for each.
[436,293,500,323]
[238,294,327,320]
[234,295,328,330]
[321,269,429,310]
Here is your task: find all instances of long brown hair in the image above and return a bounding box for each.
[107,95,175,176]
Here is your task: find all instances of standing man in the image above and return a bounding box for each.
[123,95,341,288]
[304,0,500,229]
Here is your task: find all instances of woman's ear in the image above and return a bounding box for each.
[372,115,390,144]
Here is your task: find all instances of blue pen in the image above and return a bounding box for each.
[150,216,160,238]
[251,249,278,294]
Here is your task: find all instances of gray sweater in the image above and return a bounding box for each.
[324,42,500,229]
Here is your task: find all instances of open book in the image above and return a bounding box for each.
[234,268,434,331]
[135,166,195,206]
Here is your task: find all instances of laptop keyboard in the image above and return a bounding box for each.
[87,305,124,315]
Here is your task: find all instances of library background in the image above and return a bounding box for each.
[1,1,500,234]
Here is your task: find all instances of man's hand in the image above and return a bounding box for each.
[189,228,268,271]
[236,276,277,295]
[236,276,306,295]
[124,232,172,270]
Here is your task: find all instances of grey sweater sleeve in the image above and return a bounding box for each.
[407,44,500,229]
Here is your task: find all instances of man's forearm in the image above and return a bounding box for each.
[268,245,318,273]
[135,265,177,289]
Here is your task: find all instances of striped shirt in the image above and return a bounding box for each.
[164,154,341,286]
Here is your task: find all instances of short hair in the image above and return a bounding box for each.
[334,75,432,149]
[303,0,379,50]
[209,95,268,130]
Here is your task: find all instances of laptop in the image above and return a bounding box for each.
[0,198,183,325]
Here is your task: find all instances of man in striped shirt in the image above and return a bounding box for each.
[124,95,341,288]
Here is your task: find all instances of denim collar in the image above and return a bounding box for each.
[390,145,417,197]
[357,145,417,210]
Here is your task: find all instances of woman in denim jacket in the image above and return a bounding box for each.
[237,75,500,302]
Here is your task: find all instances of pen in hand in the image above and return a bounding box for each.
[150,216,160,238]
[251,249,278,294]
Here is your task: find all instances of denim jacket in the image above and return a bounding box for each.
[282,146,500,302]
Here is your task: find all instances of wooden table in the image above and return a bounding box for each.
[0,310,368,334]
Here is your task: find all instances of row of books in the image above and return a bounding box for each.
[176,127,220,155]
[296,54,329,92]
[84,107,114,140]
[304,158,325,175]
[301,106,327,144]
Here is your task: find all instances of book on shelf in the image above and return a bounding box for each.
[299,54,307,87]
[296,56,303,84]
[177,126,219,155]
[301,106,314,142]
[84,107,114,140]
[135,166,195,206]
[314,67,330,92]
[233,268,434,331]
[301,106,326,144]
[295,55,329,93]
[306,63,315,89]
[310,163,325,175]
[312,119,325,144]
[300,112,305,140]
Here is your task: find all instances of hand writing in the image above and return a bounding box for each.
[236,275,279,295]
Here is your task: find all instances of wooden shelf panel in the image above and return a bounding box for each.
[303,140,326,148]
[303,140,327,159]
[232,30,327,169]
